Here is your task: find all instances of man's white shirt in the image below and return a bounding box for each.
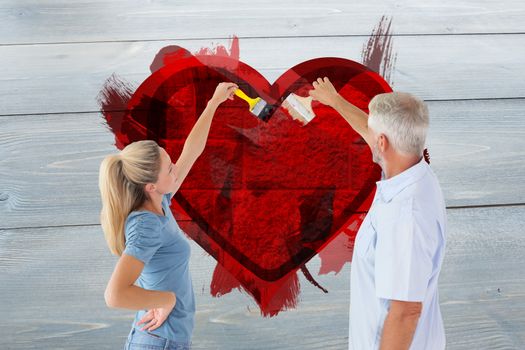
[349,157,447,349]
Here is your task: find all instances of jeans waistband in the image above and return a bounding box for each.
[127,327,192,350]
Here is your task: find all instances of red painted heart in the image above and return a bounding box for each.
[110,54,391,313]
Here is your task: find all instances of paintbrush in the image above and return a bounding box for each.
[281,93,316,125]
[234,89,275,122]
[234,89,316,125]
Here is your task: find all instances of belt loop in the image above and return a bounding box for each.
[163,337,170,350]
[127,328,135,344]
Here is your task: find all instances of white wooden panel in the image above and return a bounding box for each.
[0,206,523,349]
[2,34,524,116]
[0,99,524,229]
[2,0,525,45]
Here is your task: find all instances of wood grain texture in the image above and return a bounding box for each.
[1,1,524,348]
[0,98,523,230]
[2,0,525,45]
[0,206,523,349]
[1,34,525,116]
[426,99,525,207]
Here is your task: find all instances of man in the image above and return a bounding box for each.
[309,77,447,349]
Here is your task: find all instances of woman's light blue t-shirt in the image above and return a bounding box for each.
[123,192,195,343]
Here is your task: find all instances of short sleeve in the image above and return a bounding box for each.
[164,192,173,207]
[374,199,435,302]
[123,213,162,265]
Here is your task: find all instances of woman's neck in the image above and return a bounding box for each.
[138,198,165,216]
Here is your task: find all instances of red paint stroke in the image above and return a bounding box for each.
[97,73,135,149]
[423,148,431,164]
[150,36,240,74]
[360,16,430,164]
[195,36,240,59]
[317,213,365,276]
[361,15,397,85]
[150,46,194,74]
[99,36,392,316]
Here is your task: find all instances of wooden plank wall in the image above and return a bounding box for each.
[1,1,524,349]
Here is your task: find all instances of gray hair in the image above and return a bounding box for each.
[367,92,429,156]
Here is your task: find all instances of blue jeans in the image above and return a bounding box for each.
[124,327,192,350]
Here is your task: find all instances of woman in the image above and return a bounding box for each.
[99,82,238,350]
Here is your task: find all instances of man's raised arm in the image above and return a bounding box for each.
[309,77,374,148]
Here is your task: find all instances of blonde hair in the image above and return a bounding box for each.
[368,92,429,156]
[98,140,162,256]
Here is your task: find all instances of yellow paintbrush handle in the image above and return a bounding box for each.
[234,89,261,110]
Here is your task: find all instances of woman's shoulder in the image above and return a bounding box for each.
[125,211,162,237]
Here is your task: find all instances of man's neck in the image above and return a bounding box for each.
[382,153,421,180]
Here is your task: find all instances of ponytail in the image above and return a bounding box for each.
[98,140,161,256]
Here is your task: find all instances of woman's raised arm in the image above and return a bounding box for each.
[168,82,238,195]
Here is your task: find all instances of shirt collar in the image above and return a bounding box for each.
[128,207,170,227]
[376,157,428,202]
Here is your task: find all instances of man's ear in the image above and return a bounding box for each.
[378,133,388,152]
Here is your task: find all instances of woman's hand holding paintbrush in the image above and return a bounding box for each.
[211,82,239,104]
[168,82,239,194]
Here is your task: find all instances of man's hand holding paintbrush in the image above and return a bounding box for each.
[309,76,431,163]
[232,76,368,139]
[309,77,374,148]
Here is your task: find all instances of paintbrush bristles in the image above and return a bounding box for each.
[293,94,314,114]
[282,93,316,126]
